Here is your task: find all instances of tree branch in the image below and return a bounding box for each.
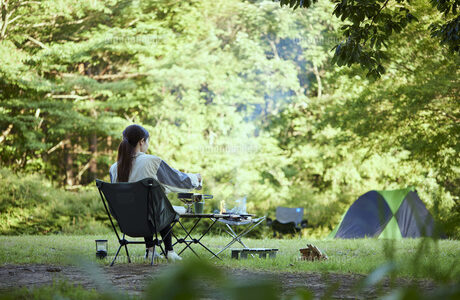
[26,35,48,49]
[0,123,13,144]
[25,16,90,28]
[428,108,460,123]
[60,72,147,80]
[7,14,21,25]
[91,73,147,80]
[124,113,135,123]
[9,1,41,12]
[46,94,90,100]
[370,0,390,27]
[0,0,10,40]
[47,140,69,154]
[1,0,41,40]
[76,161,91,182]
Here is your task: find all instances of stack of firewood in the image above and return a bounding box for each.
[299,244,328,261]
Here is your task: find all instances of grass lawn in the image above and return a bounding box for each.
[1,234,459,281]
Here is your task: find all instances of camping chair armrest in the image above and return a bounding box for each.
[300,219,308,228]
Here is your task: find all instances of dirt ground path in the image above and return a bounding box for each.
[0,264,436,299]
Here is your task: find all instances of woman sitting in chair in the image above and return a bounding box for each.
[109,124,202,261]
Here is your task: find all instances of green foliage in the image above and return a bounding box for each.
[280,0,459,78]
[0,280,106,300]
[0,168,109,235]
[267,0,459,237]
[0,0,458,238]
[429,0,460,52]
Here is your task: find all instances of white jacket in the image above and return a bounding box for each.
[109,152,201,194]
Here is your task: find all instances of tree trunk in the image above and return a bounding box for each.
[269,39,279,60]
[88,132,97,181]
[312,64,322,99]
[65,140,74,186]
[107,135,113,156]
[19,150,28,170]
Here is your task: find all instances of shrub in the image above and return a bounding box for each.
[0,168,110,235]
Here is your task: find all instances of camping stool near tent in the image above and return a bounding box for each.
[267,207,308,237]
[96,178,179,266]
[328,187,443,239]
[231,248,279,259]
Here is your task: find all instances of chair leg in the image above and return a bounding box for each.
[121,234,131,263]
[158,244,167,262]
[156,228,169,257]
[124,244,131,263]
[151,245,155,266]
[110,244,123,267]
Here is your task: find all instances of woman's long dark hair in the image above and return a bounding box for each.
[117,124,149,182]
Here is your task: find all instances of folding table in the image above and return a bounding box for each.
[171,213,223,259]
[213,215,266,258]
[171,213,265,260]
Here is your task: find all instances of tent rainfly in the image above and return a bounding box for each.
[328,188,440,239]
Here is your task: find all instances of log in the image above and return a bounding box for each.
[299,244,328,261]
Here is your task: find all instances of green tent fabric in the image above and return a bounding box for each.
[327,211,346,239]
[328,187,439,239]
[377,187,415,214]
[378,216,403,239]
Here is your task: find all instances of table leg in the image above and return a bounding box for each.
[213,218,266,258]
[214,225,247,257]
[173,219,202,256]
[172,218,221,260]
[193,219,220,259]
[226,224,251,248]
[224,224,256,257]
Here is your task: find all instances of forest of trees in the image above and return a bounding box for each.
[0,0,458,236]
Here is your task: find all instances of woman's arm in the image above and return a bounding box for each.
[155,160,202,194]
[109,163,116,183]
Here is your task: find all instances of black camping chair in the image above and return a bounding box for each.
[96,178,179,266]
[266,207,308,237]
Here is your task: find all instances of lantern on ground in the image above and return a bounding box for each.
[95,239,108,259]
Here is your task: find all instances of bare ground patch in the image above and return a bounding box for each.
[0,264,436,299]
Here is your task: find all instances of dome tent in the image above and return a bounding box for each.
[328,187,439,239]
